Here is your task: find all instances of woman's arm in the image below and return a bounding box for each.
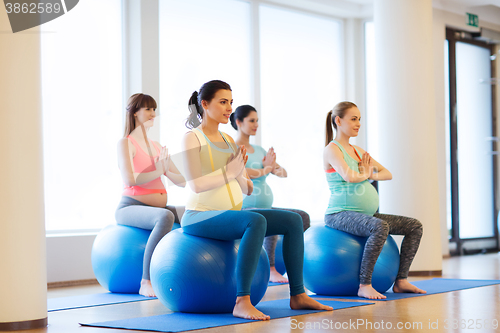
[117,138,169,187]
[236,169,253,196]
[323,143,371,183]
[181,132,245,194]
[246,147,283,179]
[227,137,253,195]
[246,167,273,179]
[271,162,287,178]
[354,146,392,181]
[153,141,186,187]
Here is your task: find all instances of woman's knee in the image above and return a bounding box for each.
[247,214,267,234]
[155,210,175,230]
[298,211,311,231]
[411,219,423,237]
[285,212,304,235]
[372,219,389,237]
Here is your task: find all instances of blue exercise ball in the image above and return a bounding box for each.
[150,229,270,313]
[303,225,400,296]
[274,235,286,275]
[91,224,150,293]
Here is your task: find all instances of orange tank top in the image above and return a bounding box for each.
[122,135,167,196]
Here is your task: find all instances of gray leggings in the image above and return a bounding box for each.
[325,211,423,285]
[115,196,183,280]
[244,207,310,266]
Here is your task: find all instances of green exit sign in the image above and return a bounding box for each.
[466,13,479,27]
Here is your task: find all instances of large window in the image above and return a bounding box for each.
[41,0,123,231]
[259,5,343,222]
[42,0,344,231]
[159,0,253,206]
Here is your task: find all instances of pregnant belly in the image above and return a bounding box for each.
[243,181,273,209]
[346,181,379,215]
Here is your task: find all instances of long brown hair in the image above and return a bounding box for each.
[325,101,358,146]
[123,93,157,137]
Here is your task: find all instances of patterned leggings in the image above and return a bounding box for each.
[325,211,423,285]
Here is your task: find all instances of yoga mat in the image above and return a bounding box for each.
[268,281,288,286]
[80,298,373,332]
[312,278,500,301]
[48,293,156,312]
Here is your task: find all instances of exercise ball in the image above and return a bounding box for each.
[303,225,400,296]
[92,223,182,293]
[274,235,286,275]
[150,229,270,313]
[92,224,150,293]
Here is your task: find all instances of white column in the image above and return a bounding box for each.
[374,0,442,273]
[0,10,48,331]
[344,18,367,148]
[123,0,160,141]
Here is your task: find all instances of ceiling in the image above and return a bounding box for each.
[265,0,500,24]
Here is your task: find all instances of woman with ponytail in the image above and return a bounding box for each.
[230,105,310,283]
[116,93,186,297]
[181,80,332,320]
[323,101,425,299]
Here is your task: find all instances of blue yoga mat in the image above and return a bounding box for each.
[80,298,373,332]
[312,278,500,301]
[268,281,288,286]
[48,293,156,312]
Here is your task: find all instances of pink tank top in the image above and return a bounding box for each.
[122,135,167,196]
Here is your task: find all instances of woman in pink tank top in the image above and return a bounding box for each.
[116,93,186,297]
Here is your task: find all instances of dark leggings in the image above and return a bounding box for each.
[244,207,310,266]
[181,209,306,297]
[325,211,423,285]
[115,196,183,280]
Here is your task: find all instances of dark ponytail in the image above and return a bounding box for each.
[185,80,232,129]
[186,91,202,129]
[230,105,257,130]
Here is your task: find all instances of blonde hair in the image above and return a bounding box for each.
[325,101,358,146]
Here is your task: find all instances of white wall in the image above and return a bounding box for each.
[432,8,500,257]
[46,234,97,284]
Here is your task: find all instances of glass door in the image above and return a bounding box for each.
[446,28,498,254]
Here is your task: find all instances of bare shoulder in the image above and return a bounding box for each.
[118,137,133,150]
[221,131,236,144]
[353,145,366,154]
[183,130,201,149]
[324,142,343,157]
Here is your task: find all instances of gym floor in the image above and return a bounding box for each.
[39,253,500,333]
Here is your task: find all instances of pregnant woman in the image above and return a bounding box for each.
[116,93,185,297]
[230,105,311,283]
[323,101,426,299]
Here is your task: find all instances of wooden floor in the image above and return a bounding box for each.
[36,253,500,333]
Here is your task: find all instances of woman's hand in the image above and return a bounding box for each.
[358,152,373,178]
[155,146,170,174]
[240,145,249,165]
[262,147,276,174]
[226,147,245,179]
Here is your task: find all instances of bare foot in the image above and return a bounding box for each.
[393,279,427,294]
[358,284,386,299]
[233,296,270,321]
[290,293,333,311]
[139,279,156,297]
[269,266,288,283]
